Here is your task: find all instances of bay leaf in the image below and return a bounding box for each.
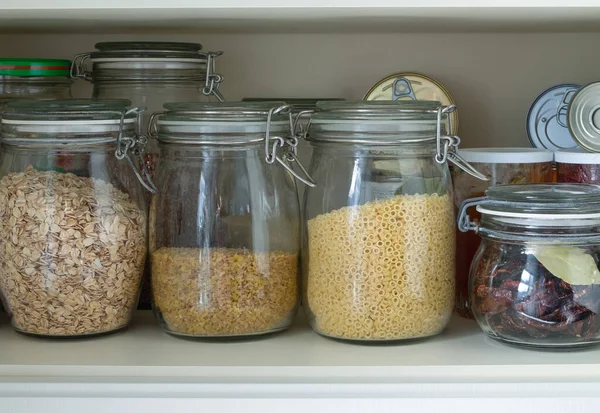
[533,246,600,286]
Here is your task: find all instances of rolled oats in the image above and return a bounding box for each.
[0,166,146,336]
[152,247,298,337]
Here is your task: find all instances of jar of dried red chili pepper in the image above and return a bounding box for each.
[458,183,600,349]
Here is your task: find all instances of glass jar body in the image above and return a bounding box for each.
[303,142,455,342]
[149,143,301,338]
[557,162,600,184]
[471,224,600,349]
[0,142,147,337]
[452,161,553,318]
[0,76,72,100]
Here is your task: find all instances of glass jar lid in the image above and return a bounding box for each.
[1,98,138,145]
[308,100,447,143]
[0,58,71,77]
[152,101,290,144]
[91,42,204,61]
[458,184,600,235]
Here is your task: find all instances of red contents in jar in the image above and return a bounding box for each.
[557,163,600,184]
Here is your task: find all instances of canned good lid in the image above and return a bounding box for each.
[555,148,600,164]
[91,42,204,61]
[0,58,71,77]
[527,83,580,150]
[458,148,554,164]
[568,82,600,152]
[364,72,458,135]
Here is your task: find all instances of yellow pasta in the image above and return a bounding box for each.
[306,193,455,341]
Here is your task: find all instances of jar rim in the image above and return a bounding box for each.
[91,41,205,61]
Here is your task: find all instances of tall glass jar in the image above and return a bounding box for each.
[0,99,151,337]
[70,42,225,175]
[459,184,600,349]
[0,58,72,114]
[302,100,486,342]
[149,102,309,339]
[451,148,553,318]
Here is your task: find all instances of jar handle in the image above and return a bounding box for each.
[265,105,317,187]
[457,196,487,233]
[435,105,489,181]
[115,108,158,194]
[200,51,225,102]
[70,53,92,81]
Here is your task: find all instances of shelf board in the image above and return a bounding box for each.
[2,311,600,388]
[3,2,600,33]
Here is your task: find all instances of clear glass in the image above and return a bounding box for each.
[471,226,600,349]
[557,162,600,184]
[452,161,553,318]
[303,142,455,342]
[0,105,147,337]
[0,76,72,117]
[150,141,300,338]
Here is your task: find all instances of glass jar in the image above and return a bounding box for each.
[0,58,72,114]
[149,102,309,339]
[71,41,225,175]
[302,100,485,342]
[0,99,152,337]
[459,184,600,349]
[556,149,600,184]
[452,148,554,318]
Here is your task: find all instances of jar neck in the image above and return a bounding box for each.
[0,76,71,97]
[91,64,207,83]
[479,214,600,243]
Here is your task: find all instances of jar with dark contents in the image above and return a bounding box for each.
[452,148,553,318]
[459,184,600,349]
[556,150,600,184]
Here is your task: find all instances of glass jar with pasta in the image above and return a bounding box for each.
[302,101,486,342]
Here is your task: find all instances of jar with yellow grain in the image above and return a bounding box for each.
[148,102,312,339]
[302,101,486,343]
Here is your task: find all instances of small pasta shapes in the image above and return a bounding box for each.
[306,193,455,341]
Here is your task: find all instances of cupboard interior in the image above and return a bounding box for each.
[2,31,600,158]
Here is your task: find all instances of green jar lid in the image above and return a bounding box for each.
[0,58,71,77]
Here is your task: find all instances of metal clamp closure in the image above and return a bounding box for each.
[457,196,487,233]
[114,107,158,194]
[435,105,489,181]
[201,51,225,102]
[70,53,92,81]
[265,105,317,187]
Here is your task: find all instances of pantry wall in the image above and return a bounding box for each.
[2,31,600,152]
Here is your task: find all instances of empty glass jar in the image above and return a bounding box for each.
[0,99,151,337]
[302,100,485,343]
[149,102,309,339]
[459,184,600,349]
[0,58,72,114]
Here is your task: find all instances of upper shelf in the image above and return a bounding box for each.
[3,1,600,33]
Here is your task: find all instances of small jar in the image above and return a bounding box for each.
[556,149,600,184]
[0,58,72,113]
[459,184,600,349]
[0,99,151,337]
[71,41,225,175]
[149,102,309,339]
[303,100,486,342]
[452,148,553,318]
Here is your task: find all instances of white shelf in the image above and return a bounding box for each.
[2,2,600,32]
[1,311,600,412]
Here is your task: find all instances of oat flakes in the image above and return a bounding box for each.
[152,247,298,336]
[0,166,146,336]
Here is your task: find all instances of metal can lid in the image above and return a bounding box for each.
[0,58,71,77]
[363,72,458,135]
[568,82,600,153]
[526,83,580,150]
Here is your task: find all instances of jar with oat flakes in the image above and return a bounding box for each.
[149,102,311,338]
[0,99,154,337]
[302,100,487,342]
